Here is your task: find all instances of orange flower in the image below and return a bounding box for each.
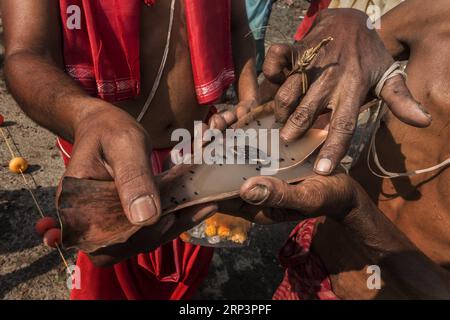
[218,225,231,238]
[205,224,217,237]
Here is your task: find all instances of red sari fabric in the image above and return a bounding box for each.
[273,0,338,300]
[59,0,234,104]
[57,138,214,300]
[293,0,331,41]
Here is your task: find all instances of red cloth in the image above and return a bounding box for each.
[59,0,234,104]
[273,219,338,300]
[274,0,337,300]
[293,0,331,41]
[57,139,214,300]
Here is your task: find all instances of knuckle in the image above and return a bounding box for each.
[236,105,249,115]
[288,105,315,129]
[331,115,356,135]
[319,142,345,161]
[264,44,290,78]
[267,44,289,58]
[108,126,149,148]
[305,174,356,213]
[221,110,237,123]
[269,180,289,207]
[114,166,148,189]
[343,64,366,84]
[296,182,326,212]
[275,89,297,108]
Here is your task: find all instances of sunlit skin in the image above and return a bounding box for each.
[0,0,257,263]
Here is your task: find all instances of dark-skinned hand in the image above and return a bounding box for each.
[261,8,432,175]
[219,173,363,225]
[87,202,217,267]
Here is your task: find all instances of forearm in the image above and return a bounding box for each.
[231,0,259,103]
[4,51,109,143]
[342,185,450,298]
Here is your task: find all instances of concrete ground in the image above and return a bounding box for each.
[0,1,309,300]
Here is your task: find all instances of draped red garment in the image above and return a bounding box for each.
[59,0,234,104]
[273,0,339,300]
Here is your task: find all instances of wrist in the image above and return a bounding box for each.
[72,98,140,142]
[72,98,116,133]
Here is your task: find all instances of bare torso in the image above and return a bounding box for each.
[116,1,209,149]
[312,29,450,299]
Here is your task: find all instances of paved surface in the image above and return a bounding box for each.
[0,1,308,300]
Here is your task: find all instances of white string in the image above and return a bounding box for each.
[1,127,71,269]
[374,61,408,98]
[56,137,71,159]
[137,0,176,122]
[367,105,450,179]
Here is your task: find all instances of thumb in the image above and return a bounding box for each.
[240,175,356,218]
[380,75,432,128]
[240,176,307,211]
[105,136,162,227]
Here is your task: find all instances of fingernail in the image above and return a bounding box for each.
[315,158,332,174]
[245,184,270,205]
[130,195,158,224]
[417,103,432,119]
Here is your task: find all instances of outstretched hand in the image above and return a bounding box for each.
[262,9,432,175]
[219,173,362,225]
